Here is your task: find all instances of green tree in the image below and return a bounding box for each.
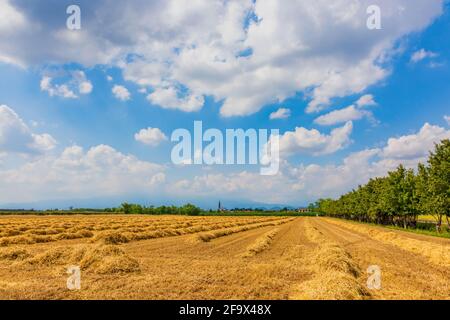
[311,140,449,231]
[426,139,450,232]
[180,203,201,216]
[120,202,132,214]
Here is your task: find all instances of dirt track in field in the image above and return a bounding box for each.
[307,219,449,299]
[0,216,448,300]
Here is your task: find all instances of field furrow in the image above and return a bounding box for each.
[0,215,448,300]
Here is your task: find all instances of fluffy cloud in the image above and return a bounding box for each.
[0,0,443,116]
[356,94,377,107]
[0,0,26,33]
[305,62,386,114]
[270,108,291,120]
[444,115,450,125]
[292,123,450,200]
[0,0,27,66]
[0,144,165,203]
[314,95,377,126]
[0,106,165,204]
[79,81,93,95]
[0,105,56,154]
[278,121,353,156]
[40,71,93,99]
[1,115,448,205]
[411,48,438,63]
[170,149,381,204]
[134,127,168,146]
[314,105,372,126]
[173,171,294,204]
[172,149,384,204]
[294,122,450,199]
[40,77,76,99]
[147,87,204,112]
[112,85,131,101]
[174,122,450,204]
[382,123,450,159]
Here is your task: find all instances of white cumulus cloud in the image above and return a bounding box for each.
[314,95,377,126]
[270,108,291,120]
[173,122,450,205]
[40,71,93,99]
[278,121,353,156]
[382,123,450,159]
[0,105,56,154]
[314,106,372,126]
[356,94,377,107]
[0,144,165,204]
[40,76,77,99]
[0,0,443,116]
[112,85,131,101]
[147,87,204,112]
[411,48,438,63]
[79,81,93,95]
[134,127,168,146]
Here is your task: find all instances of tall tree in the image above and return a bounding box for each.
[427,139,450,232]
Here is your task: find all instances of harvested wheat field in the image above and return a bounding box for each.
[0,215,448,300]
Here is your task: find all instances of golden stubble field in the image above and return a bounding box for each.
[0,215,448,300]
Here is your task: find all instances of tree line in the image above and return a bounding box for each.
[104,203,202,216]
[311,139,449,232]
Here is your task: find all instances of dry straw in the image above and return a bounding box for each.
[325,218,450,268]
[290,219,370,300]
[18,244,140,274]
[196,219,293,243]
[241,228,279,258]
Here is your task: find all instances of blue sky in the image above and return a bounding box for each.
[0,0,449,209]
